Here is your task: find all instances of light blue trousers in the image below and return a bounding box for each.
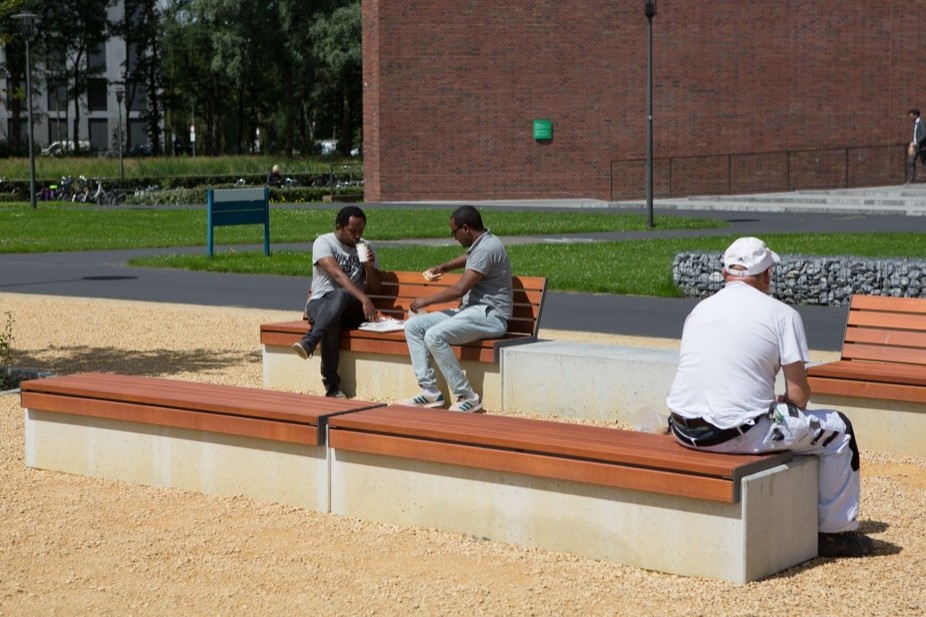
[404,305,507,398]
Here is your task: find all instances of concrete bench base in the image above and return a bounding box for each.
[808,394,926,458]
[262,344,501,408]
[25,409,329,510]
[329,448,818,584]
[501,341,679,421]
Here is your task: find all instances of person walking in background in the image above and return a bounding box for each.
[666,237,875,558]
[908,109,926,183]
[291,206,381,398]
[401,206,513,413]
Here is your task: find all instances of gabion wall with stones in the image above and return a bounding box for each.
[673,253,926,306]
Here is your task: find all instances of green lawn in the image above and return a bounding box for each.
[0,203,722,253]
[129,233,926,298]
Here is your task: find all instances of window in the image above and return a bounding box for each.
[89,118,108,152]
[87,79,107,111]
[47,81,67,112]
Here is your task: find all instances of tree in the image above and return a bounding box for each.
[33,0,115,155]
[310,1,361,156]
[112,0,167,154]
[0,0,28,153]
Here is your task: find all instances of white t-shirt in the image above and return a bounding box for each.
[666,281,810,429]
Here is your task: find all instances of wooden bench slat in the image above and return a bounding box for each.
[808,361,926,386]
[20,373,386,445]
[807,375,926,403]
[848,311,926,332]
[329,429,739,502]
[20,372,367,424]
[843,327,926,352]
[22,391,319,445]
[327,406,791,482]
[840,342,926,366]
[848,294,926,313]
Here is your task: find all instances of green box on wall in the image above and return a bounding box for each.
[533,119,553,141]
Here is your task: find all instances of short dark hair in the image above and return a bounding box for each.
[911,109,921,117]
[450,205,485,231]
[336,205,366,228]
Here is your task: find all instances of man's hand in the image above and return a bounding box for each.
[362,298,378,322]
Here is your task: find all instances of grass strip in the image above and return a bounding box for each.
[129,233,926,298]
[0,204,722,253]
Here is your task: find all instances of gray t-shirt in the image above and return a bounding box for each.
[462,231,513,320]
[309,232,374,300]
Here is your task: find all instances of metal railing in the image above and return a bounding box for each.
[610,144,906,201]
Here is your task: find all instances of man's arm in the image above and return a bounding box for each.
[780,361,811,409]
[410,268,483,312]
[316,256,378,320]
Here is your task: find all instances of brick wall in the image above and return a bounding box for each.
[363,1,915,202]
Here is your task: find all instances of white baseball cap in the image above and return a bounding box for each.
[722,237,780,276]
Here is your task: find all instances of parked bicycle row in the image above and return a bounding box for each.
[37,176,124,206]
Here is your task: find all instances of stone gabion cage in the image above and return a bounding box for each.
[673,253,926,306]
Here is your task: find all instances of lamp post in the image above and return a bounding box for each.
[13,12,39,210]
[115,88,125,182]
[644,0,656,229]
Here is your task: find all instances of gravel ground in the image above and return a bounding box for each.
[1,292,925,616]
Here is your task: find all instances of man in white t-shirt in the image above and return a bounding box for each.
[667,237,874,558]
[292,206,381,398]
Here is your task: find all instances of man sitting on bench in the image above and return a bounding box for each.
[400,206,513,413]
[292,206,381,398]
[666,237,875,558]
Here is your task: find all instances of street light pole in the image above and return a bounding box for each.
[13,13,39,210]
[644,1,657,229]
[116,89,125,183]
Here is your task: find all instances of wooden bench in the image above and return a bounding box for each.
[260,272,547,405]
[261,271,547,363]
[206,187,270,257]
[327,406,818,584]
[806,294,926,457]
[21,372,383,509]
[807,294,926,402]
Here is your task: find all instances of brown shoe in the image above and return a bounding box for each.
[818,531,875,558]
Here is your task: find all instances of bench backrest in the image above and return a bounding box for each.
[368,271,547,337]
[207,187,271,257]
[840,295,926,366]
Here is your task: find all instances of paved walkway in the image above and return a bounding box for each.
[2,185,924,351]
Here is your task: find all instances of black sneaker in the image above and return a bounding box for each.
[292,338,315,360]
[325,388,347,399]
[818,531,875,558]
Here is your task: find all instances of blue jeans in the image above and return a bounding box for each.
[404,305,507,399]
[304,289,364,393]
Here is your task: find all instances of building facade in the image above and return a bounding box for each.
[2,0,153,156]
[362,1,914,202]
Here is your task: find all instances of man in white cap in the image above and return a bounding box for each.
[667,237,874,558]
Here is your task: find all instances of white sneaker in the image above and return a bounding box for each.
[400,391,445,408]
[449,394,482,413]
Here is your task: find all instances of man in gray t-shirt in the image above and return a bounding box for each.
[401,205,513,413]
[292,206,380,398]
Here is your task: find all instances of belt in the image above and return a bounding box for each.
[669,412,760,448]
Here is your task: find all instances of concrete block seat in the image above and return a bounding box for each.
[327,406,819,584]
[260,271,547,408]
[20,372,383,510]
[807,294,926,457]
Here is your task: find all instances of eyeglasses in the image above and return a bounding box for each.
[450,225,464,237]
